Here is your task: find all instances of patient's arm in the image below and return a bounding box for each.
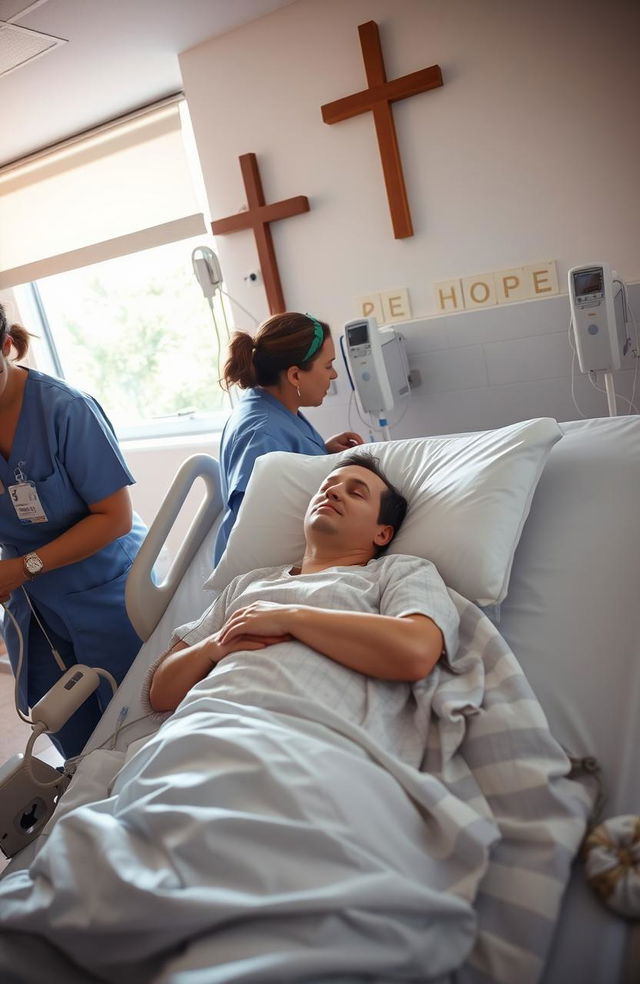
[149,632,287,712]
[217,603,444,682]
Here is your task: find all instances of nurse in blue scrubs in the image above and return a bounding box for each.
[0,305,146,758]
[214,312,363,564]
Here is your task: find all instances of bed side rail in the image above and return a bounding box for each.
[125,454,222,641]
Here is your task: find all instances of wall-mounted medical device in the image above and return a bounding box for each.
[192,246,223,299]
[190,246,235,407]
[342,317,409,416]
[568,263,627,374]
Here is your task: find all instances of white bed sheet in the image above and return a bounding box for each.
[4,416,639,982]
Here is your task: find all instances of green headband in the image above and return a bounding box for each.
[301,315,325,362]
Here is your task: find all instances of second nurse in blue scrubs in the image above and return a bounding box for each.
[214,312,363,563]
[0,305,146,757]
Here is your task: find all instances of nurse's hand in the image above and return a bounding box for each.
[325,431,364,453]
[0,557,27,603]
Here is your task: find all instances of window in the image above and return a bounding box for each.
[2,95,240,441]
[19,235,235,441]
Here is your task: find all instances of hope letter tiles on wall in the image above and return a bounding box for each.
[435,262,559,313]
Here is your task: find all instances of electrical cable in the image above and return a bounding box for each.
[352,386,410,441]
[2,596,37,724]
[587,371,638,413]
[1,597,119,788]
[63,709,157,778]
[22,724,65,789]
[220,288,259,327]
[623,282,640,413]
[191,247,245,410]
[382,390,411,431]
[212,294,236,408]
[206,295,222,360]
[204,293,235,410]
[20,586,66,671]
[352,389,381,436]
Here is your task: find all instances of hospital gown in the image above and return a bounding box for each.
[0,369,146,755]
[213,387,327,564]
[157,552,460,764]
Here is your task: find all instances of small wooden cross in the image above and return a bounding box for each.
[211,153,310,315]
[321,21,443,239]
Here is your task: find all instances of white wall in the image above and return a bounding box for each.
[7,0,640,538]
[124,434,221,558]
[180,0,639,320]
[175,0,639,436]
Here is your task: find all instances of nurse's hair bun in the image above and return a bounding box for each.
[0,302,31,360]
[221,330,257,390]
[221,312,330,391]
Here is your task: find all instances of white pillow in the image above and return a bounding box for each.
[208,417,562,605]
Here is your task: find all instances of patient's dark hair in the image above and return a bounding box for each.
[337,451,408,555]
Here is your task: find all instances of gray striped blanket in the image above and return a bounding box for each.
[440,592,593,983]
[0,594,591,984]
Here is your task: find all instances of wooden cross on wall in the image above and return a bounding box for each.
[211,152,310,315]
[321,21,443,239]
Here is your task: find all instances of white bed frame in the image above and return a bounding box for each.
[5,417,640,981]
[124,453,222,641]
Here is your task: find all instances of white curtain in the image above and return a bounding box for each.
[0,95,207,288]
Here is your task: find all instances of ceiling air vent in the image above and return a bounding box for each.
[0,19,66,78]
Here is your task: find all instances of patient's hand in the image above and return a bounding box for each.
[216,628,292,657]
[218,602,300,646]
[325,431,364,454]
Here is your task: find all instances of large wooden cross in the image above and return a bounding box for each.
[321,21,443,239]
[211,153,310,315]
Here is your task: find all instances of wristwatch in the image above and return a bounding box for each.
[23,551,44,579]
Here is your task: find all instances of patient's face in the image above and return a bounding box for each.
[304,464,392,553]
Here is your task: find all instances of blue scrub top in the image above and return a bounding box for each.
[0,369,146,708]
[213,388,327,564]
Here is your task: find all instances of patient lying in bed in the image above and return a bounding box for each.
[148,452,459,763]
[0,452,592,984]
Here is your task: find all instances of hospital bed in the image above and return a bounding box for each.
[0,415,638,983]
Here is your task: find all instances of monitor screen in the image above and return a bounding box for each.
[573,268,603,297]
[347,322,369,346]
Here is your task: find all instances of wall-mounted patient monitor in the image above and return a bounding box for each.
[342,317,409,416]
[568,262,625,373]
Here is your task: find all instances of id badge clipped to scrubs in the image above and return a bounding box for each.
[8,480,48,524]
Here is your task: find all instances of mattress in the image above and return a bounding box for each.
[497,417,640,982]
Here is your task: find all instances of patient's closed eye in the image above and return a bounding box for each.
[348,481,369,498]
